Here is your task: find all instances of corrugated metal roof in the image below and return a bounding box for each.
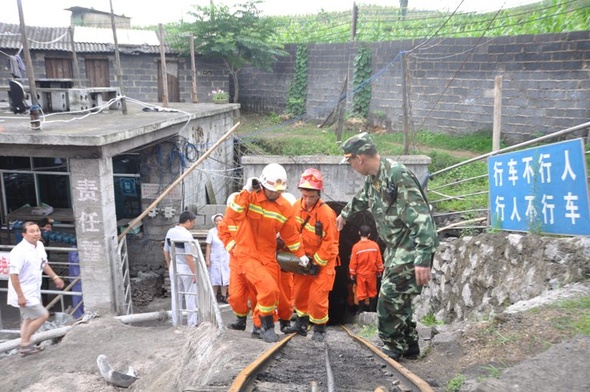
[0,23,173,54]
[75,26,160,46]
[73,26,166,54]
[0,23,70,52]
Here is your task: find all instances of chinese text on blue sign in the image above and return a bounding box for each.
[488,138,590,236]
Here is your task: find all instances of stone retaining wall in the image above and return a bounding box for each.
[414,232,590,323]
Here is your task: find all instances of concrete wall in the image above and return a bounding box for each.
[238,31,590,144]
[241,155,432,203]
[126,109,239,275]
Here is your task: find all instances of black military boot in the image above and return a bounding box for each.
[284,315,309,336]
[381,345,402,360]
[279,319,292,334]
[403,340,420,359]
[260,315,279,343]
[369,297,378,312]
[227,316,247,331]
[311,323,326,342]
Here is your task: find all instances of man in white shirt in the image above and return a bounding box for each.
[163,211,198,326]
[8,221,64,357]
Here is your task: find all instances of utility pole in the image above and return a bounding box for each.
[109,0,128,114]
[16,0,38,106]
[158,24,169,107]
[351,2,358,41]
[493,75,503,151]
[190,33,198,103]
[401,52,410,155]
[69,26,82,88]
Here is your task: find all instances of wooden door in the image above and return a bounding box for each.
[85,59,110,87]
[45,58,73,79]
[158,61,180,102]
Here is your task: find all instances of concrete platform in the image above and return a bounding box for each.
[0,102,240,158]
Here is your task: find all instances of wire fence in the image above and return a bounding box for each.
[270,0,590,44]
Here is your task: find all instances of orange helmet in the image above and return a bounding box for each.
[298,168,323,191]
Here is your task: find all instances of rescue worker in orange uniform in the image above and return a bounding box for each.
[284,168,339,342]
[349,225,384,312]
[216,201,261,337]
[277,192,298,333]
[219,163,308,343]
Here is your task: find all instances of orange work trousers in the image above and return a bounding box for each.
[278,270,294,321]
[292,266,336,325]
[227,255,257,318]
[356,273,378,302]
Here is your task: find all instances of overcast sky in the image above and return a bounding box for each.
[2,0,542,28]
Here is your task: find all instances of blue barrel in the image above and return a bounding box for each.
[68,250,85,318]
[12,221,23,243]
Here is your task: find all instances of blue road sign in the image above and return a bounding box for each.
[488,138,590,236]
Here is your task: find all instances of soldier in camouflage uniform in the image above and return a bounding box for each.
[336,132,439,360]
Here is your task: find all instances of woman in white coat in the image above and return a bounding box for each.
[205,213,230,302]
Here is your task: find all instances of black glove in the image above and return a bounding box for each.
[243,177,261,191]
[276,237,286,251]
[350,275,356,284]
[308,263,319,276]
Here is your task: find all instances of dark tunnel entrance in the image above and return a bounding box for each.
[326,202,384,326]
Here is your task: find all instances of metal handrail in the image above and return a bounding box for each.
[169,239,225,331]
[115,237,133,315]
[430,121,590,179]
[0,245,84,328]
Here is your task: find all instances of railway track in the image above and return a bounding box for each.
[228,325,433,392]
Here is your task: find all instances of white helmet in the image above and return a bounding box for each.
[226,192,239,206]
[259,163,287,192]
[282,192,297,206]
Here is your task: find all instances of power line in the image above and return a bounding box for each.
[413,7,506,134]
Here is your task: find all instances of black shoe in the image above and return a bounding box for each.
[260,315,279,343]
[279,319,291,334]
[283,315,309,336]
[227,316,247,331]
[381,346,402,360]
[403,341,420,359]
[251,326,262,339]
[311,330,325,342]
[311,323,326,342]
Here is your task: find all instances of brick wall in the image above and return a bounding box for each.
[107,54,229,104]
[237,32,590,144]
[0,51,228,106]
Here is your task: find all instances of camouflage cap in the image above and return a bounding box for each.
[340,132,376,164]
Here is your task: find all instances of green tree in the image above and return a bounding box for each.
[174,1,287,103]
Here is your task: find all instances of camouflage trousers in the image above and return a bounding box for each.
[377,262,422,352]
